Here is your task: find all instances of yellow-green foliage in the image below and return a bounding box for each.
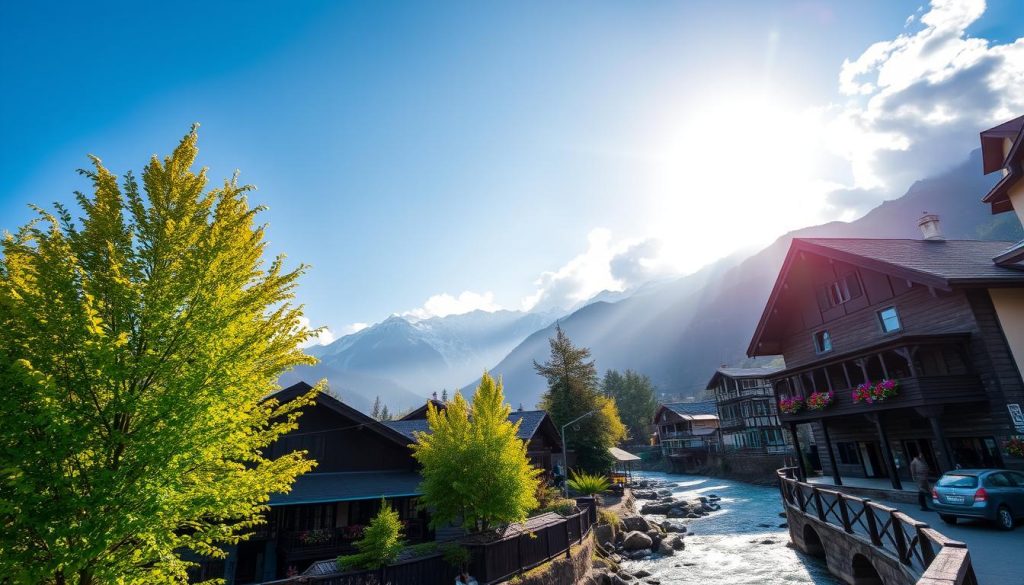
[539,498,577,515]
[412,372,541,532]
[338,500,405,570]
[0,127,321,584]
[567,471,610,497]
[597,509,620,529]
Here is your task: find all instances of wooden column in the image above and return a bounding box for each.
[917,405,954,472]
[788,422,807,482]
[820,419,842,486]
[870,412,903,491]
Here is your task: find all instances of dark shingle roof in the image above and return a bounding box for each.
[716,366,782,378]
[800,238,1024,286]
[268,471,422,506]
[663,401,718,417]
[383,410,548,441]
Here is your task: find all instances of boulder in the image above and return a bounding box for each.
[639,502,673,515]
[611,574,634,585]
[660,521,686,533]
[621,515,651,533]
[667,535,685,550]
[594,523,615,546]
[622,530,653,551]
[627,549,652,560]
[645,529,662,546]
[633,570,652,578]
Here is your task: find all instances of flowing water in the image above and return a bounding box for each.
[620,472,840,584]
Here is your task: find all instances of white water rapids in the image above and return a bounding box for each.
[620,472,839,584]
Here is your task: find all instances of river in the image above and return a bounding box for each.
[621,471,840,584]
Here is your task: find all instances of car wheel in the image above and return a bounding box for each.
[939,514,957,525]
[996,506,1015,531]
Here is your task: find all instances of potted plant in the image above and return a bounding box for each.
[806,390,834,411]
[779,396,804,414]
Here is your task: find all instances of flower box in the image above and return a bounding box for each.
[806,390,834,411]
[852,379,900,404]
[779,396,804,414]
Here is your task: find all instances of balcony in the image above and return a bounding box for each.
[777,374,984,422]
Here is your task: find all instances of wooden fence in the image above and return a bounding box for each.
[777,467,978,585]
[261,506,594,585]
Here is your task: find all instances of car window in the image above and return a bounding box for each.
[986,473,1011,488]
[937,474,978,488]
[1007,472,1024,487]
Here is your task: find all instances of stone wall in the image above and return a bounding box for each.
[705,452,788,484]
[502,534,594,585]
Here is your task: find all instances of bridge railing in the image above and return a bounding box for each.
[777,467,978,585]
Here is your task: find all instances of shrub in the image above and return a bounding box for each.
[440,542,470,569]
[597,509,619,528]
[567,471,610,497]
[539,498,577,515]
[337,500,404,570]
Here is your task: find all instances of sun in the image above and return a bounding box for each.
[646,95,834,273]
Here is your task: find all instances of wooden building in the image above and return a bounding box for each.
[653,402,720,472]
[707,366,790,454]
[221,382,432,583]
[746,116,1024,490]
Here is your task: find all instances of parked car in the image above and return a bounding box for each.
[930,469,1024,530]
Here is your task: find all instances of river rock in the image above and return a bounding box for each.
[645,529,662,545]
[657,540,675,556]
[611,574,634,585]
[640,501,673,515]
[595,524,615,546]
[633,489,659,500]
[622,515,651,532]
[622,530,653,551]
[627,549,652,560]
[667,535,685,550]
[660,520,686,533]
[633,570,651,578]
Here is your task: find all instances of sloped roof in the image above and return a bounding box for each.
[748,238,1024,357]
[266,381,412,447]
[399,399,446,420]
[706,366,783,390]
[383,410,555,443]
[608,446,641,462]
[268,471,422,506]
[981,114,1024,173]
[659,401,719,419]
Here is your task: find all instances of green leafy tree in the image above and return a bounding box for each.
[0,127,320,584]
[412,372,540,532]
[534,326,626,473]
[338,500,404,570]
[602,369,657,444]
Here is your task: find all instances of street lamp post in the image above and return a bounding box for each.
[560,410,598,497]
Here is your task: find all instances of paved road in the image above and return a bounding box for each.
[882,500,1024,585]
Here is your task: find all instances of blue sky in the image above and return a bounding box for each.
[2,1,1022,342]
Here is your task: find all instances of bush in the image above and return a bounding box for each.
[539,498,577,515]
[535,480,562,510]
[566,471,610,497]
[440,542,470,569]
[337,500,404,570]
[597,509,619,528]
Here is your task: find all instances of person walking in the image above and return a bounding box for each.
[911,454,931,511]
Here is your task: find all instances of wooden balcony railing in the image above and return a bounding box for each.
[777,374,983,422]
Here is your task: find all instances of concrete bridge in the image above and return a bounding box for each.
[777,468,979,585]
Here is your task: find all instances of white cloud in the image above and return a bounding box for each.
[402,291,502,320]
[520,229,676,312]
[825,0,1024,204]
[297,316,338,347]
[340,322,369,335]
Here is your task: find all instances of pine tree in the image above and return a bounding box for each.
[411,372,540,531]
[379,405,391,421]
[602,369,658,444]
[371,396,382,420]
[0,127,320,584]
[534,325,626,472]
[441,388,449,402]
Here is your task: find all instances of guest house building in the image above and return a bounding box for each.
[654,401,720,472]
[745,116,1024,489]
[706,366,790,454]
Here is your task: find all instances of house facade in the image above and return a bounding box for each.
[216,382,432,583]
[745,117,1024,489]
[707,367,790,454]
[653,401,720,472]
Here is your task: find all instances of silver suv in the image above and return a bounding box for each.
[930,469,1024,530]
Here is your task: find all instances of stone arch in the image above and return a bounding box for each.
[801,524,825,558]
[851,553,884,585]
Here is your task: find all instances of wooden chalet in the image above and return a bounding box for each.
[653,401,720,472]
[706,366,790,454]
[222,382,432,583]
[746,116,1024,489]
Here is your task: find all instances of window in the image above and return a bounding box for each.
[878,307,901,333]
[813,330,833,354]
[835,442,860,465]
[816,273,864,310]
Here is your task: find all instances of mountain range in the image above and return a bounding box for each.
[285,149,1022,414]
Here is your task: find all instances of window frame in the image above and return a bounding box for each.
[877,306,902,334]
[813,329,833,354]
